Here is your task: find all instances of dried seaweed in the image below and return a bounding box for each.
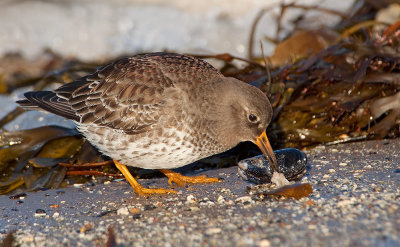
[258,183,313,200]
[105,226,117,247]
[0,232,14,247]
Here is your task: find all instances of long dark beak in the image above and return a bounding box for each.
[254,130,278,172]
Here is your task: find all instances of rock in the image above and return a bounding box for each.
[117,207,129,216]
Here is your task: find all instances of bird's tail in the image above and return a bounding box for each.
[16,91,79,121]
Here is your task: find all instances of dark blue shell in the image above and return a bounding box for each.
[238,148,307,184]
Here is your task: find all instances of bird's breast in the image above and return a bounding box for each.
[77,124,225,169]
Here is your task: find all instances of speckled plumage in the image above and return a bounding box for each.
[18,52,273,170]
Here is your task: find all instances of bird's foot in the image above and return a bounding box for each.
[132,185,178,196]
[114,161,177,196]
[159,169,222,187]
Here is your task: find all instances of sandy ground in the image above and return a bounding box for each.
[1,138,399,247]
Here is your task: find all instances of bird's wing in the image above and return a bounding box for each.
[46,53,222,135]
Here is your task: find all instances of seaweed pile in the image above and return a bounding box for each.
[1,0,399,194]
[229,0,400,147]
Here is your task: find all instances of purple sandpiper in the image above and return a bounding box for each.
[18,52,277,196]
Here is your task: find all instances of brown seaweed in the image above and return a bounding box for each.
[259,183,313,200]
[0,126,81,193]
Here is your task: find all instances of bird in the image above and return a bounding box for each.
[17,52,277,196]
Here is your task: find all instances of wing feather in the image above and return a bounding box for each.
[18,52,222,135]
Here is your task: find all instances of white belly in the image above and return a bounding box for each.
[78,125,204,169]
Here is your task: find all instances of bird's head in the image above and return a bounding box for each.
[211,77,278,168]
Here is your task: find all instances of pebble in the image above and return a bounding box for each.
[189,206,200,212]
[117,207,129,216]
[235,196,253,204]
[199,198,215,206]
[339,162,348,167]
[9,193,26,199]
[205,227,221,235]
[220,188,231,193]
[129,208,140,214]
[337,198,356,208]
[259,239,271,247]
[308,224,317,230]
[34,209,46,217]
[186,195,196,204]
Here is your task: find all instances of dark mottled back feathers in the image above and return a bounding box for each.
[18,52,222,135]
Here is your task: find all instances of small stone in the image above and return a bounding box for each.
[220,188,231,193]
[9,193,26,199]
[20,233,34,243]
[271,172,290,187]
[225,200,234,205]
[129,208,140,214]
[186,195,196,204]
[80,223,93,233]
[259,239,271,247]
[339,162,347,167]
[189,206,200,212]
[337,198,355,207]
[35,209,46,217]
[217,195,225,204]
[205,227,221,235]
[199,198,215,206]
[235,196,253,204]
[117,207,129,216]
[144,204,156,211]
[53,212,60,218]
[308,224,317,230]
[328,169,336,173]
[132,214,142,220]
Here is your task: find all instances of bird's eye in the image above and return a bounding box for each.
[248,114,258,123]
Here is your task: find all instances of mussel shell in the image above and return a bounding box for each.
[238,148,307,184]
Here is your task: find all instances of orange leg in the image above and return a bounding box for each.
[114,161,177,196]
[159,169,221,187]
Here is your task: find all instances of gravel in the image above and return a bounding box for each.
[1,139,399,246]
